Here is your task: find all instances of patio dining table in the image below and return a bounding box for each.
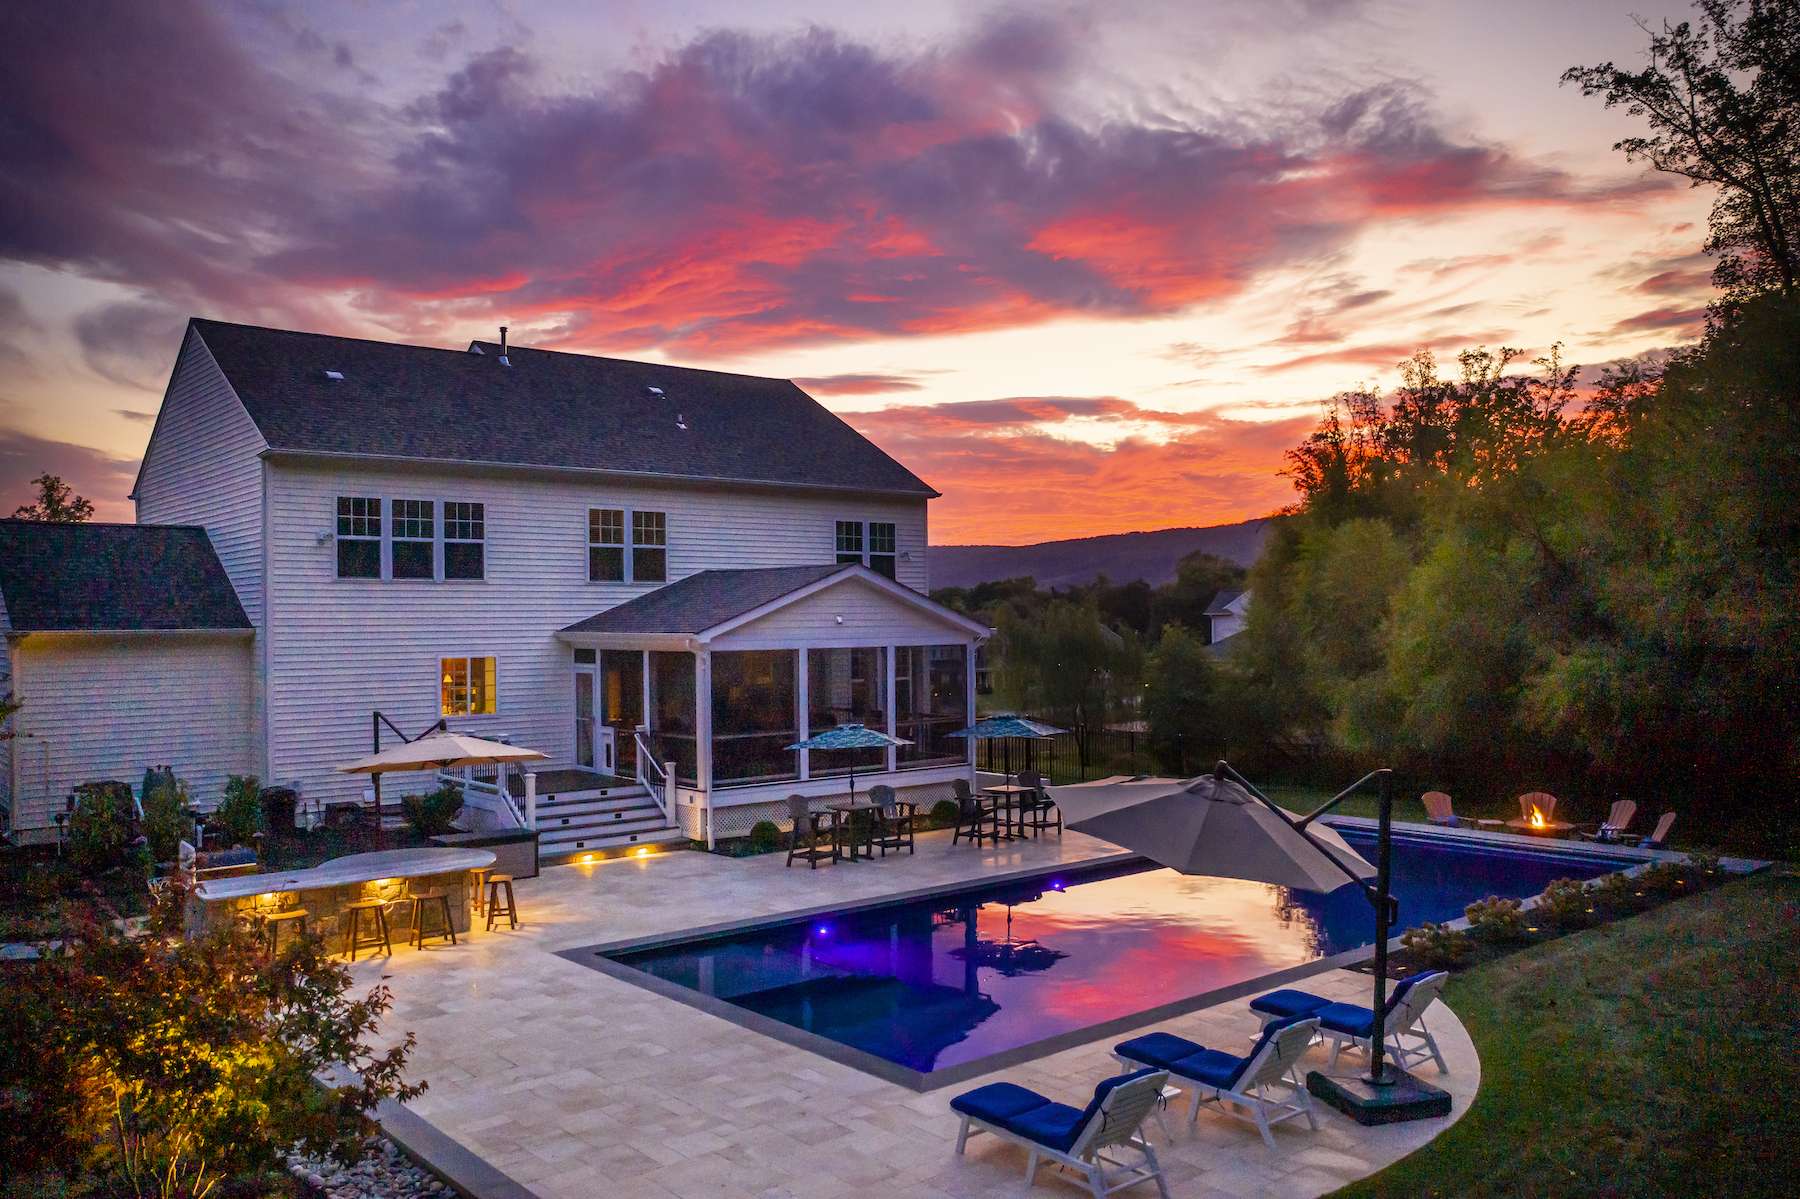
[826,799,883,861]
[980,783,1039,840]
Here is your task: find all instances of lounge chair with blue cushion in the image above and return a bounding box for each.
[950,1067,1171,1198]
[1113,1015,1320,1148]
[1249,970,1450,1076]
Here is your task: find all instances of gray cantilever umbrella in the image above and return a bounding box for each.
[1047,772,1373,892]
[786,724,910,804]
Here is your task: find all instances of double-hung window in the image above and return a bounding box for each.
[444,502,485,579]
[834,519,897,577]
[835,520,863,567]
[590,508,667,582]
[440,655,497,716]
[336,497,381,578]
[392,499,435,579]
[632,510,667,582]
[589,508,625,581]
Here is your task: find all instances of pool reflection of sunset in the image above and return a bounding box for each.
[604,832,1630,1076]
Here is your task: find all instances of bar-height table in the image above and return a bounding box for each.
[980,783,1038,840]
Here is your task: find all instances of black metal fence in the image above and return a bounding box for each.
[975,722,1162,784]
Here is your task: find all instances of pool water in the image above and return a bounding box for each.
[600,829,1632,1077]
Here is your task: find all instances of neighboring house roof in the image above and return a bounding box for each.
[186,319,937,497]
[560,563,989,643]
[0,521,252,633]
[1203,588,1247,616]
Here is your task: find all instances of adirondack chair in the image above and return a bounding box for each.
[1518,792,1559,823]
[1578,799,1637,842]
[1421,791,1457,827]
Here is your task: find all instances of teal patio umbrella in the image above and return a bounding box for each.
[786,724,911,804]
[948,714,1066,784]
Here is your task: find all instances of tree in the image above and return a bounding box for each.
[1142,625,1217,772]
[992,600,1141,777]
[11,473,95,522]
[1149,551,1246,639]
[1563,0,1800,303]
[2,887,423,1195]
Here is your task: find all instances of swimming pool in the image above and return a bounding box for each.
[570,828,1638,1088]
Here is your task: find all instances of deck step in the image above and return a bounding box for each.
[539,827,688,863]
[538,812,671,845]
[530,794,658,821]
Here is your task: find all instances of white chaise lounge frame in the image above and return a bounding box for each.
[1118,1017,1321,1149]
[954,1070,1172,1199]
[1258,974,1450,1077]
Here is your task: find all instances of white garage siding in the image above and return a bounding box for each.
[264,459,931,809]
[6,633,255,832]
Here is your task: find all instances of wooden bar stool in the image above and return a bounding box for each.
[343,896,392,960]
[485,874,518,932]
[260,907,308,955]
[406,891,458,949]
[469,866,494,916]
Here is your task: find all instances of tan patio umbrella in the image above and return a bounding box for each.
[337,732,547,775]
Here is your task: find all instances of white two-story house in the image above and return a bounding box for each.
[0,319,987,860]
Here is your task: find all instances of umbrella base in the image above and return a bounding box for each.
[1306,1068,1451,1125]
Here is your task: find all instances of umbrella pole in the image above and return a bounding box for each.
[1365,769,1396,1085]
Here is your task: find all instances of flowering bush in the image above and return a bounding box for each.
[1400,921,1474,969]
[1534,878,1597,929]
[1465,895,1530,943]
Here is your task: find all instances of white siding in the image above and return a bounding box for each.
[7,634,255,831]
[715,577,976,649]
[265,460,930,807]
[134,328,269,625]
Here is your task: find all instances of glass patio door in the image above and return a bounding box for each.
[574,665,596,769]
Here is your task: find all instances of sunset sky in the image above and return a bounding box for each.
[0,1,1715,543]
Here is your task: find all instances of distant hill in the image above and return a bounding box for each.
[929,518,1277,590]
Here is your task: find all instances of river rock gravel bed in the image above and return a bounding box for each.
[287,1137,452,1199]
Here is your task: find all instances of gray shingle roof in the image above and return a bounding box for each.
[190,320,936,497]
[562,564,848,635]
[0,521,252,632]
[1203,588,1246,616]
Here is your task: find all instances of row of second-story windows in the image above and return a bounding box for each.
[337,497,486,580]
[836,520,897,578]
[339,498,900,584]
[588,508,668,583]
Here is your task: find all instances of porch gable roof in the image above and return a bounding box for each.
[558,563,989,647]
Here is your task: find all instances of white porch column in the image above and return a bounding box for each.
[886,644,898,773]
[965,642,978,771]
[694,648,714,849]
[795,648,810,781]
[524,770,537,830]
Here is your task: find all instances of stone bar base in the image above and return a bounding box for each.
[188,868,479,954]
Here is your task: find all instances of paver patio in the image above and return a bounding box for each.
[349,829,1478,1199]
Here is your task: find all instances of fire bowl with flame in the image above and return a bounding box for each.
[1505,804,1576,836]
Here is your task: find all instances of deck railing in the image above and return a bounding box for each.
[634,727,679,830]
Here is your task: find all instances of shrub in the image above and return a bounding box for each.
[1534,877,1597,929]
[139,776,191,864]
[1465,895,1530,943]
[67,783,133,874]
[1,888,422,1192]
[746,820,782,853]
[929,799,961,826]
[401,784,463,837]
[1633,861,1690,898]
[1587,870,1648,913]
[1400,921,1474,970]
[211,773,263,848]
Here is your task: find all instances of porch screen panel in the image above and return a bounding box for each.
[711,651,797,785]
[647,652,698,784]
[807,647,887,776]
[897,645,967,768]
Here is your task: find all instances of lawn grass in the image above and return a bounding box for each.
[1331,869,1799,1198]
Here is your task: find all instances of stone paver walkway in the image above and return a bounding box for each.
[351,829,1477,1198]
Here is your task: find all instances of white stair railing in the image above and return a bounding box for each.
[633,727,678,827]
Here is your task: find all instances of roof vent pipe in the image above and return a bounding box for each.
[499,325,510,367]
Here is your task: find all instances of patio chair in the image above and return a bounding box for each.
[1019,770,1062,838]
[950,778,999,847]
[1577,799,1637,843]
[784,795,834,869]
[950,1067,1171,1199]
[1518,792,1559,822]
[1113,1015,1321,1148]
[1620,810,1676,849]
[1249,970,1451,1076]
[869,784,917,857]
[1420,791,1457,827]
